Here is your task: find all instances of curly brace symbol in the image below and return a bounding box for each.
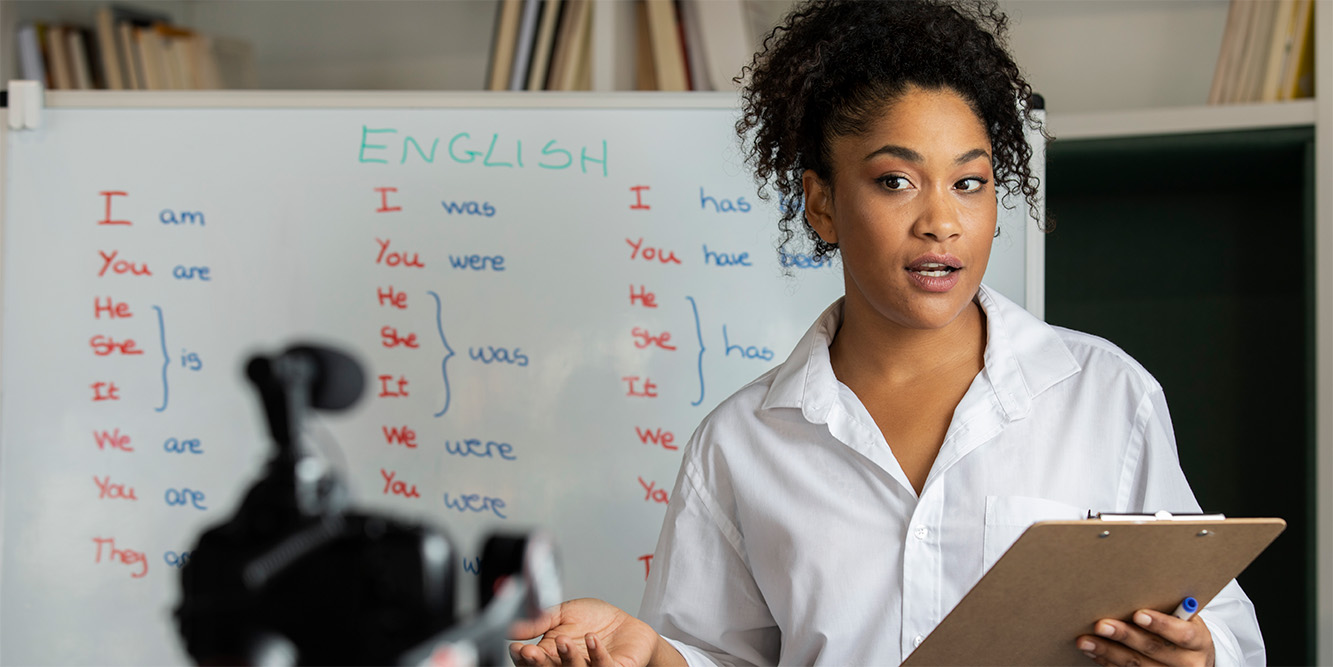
[427,290,456,417]
[687,296,705,407]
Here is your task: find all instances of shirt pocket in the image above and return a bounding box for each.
[982,495,1088,570]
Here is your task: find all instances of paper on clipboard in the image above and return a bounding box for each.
[901,517,1285,666]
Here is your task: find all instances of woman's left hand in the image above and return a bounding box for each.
[1077,609,1214,666]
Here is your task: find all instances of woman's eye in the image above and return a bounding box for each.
[878,175,911,191]
[956,177,989,193]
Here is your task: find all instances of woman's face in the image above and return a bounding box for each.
[803,85,997,333]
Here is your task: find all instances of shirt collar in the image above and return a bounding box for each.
[759,285,1081,423]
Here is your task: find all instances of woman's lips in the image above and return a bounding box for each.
[905,255,963,292]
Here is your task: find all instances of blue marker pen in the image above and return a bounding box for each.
[1173,596,1199,620]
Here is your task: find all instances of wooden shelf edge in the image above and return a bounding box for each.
[39,89,745,109]
[1048,99,1317,140]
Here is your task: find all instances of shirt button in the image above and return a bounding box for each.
[914,634,925,647]
[915,526,928,540]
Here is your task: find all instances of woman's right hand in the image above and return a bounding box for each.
[508,598,683,667]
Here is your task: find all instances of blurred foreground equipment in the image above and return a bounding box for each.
[174,344,560,665]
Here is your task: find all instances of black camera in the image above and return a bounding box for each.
[174,345,559,665]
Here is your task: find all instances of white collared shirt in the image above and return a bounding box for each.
[639,285,1264,666]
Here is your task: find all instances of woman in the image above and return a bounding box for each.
[512,1,1265,665]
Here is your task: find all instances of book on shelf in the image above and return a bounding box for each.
[134,25,166,90]
[635,1,657,91]
[526,0,563,90]
[1279,0,1315,100]
[94,6,125,89]
[46,26,75,90]
[508,0,544,90]
[675,0,695,89]
[564,0,596,91]
[643,0,688,91]
[484,0,753,92]
[16,24,47,85]
[10,4,255,92]
[547,0,592,91]
[1237,0,1274,102]
[1209,0,1314,104]
[1258,0,1298,101]
[116,20,142,90]
[487,0,524,91]
[678,0,710,90]
[67,28,96,90]
[691,0,751,91]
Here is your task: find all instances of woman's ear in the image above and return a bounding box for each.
[801,169,837,244]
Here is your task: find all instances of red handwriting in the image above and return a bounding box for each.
[622,376,659,398]
[638,477,669,504]
[381,468,421,498]
[98,191,130,226]
[93,428,133,452]
[89,335,144,356]
[377,286,408,309]
[381,326,420,349]
[92,537,147,578]
[378,375,410,397]
[98,250,151,277]
[639,554,653,580]
[635,427,677,451]
[631,327,676,350]
[375,238,425,268]
[630,185,651,210]
[375,186,402,213]
[92,381,121,401]
[629,285,658,308]
[383,426,419,448]
[626,237,682,264]
[93,297,133,319]
[93,475,138,500]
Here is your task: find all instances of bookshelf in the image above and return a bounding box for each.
[1048,99,1317,140]
[0,0,792,92]
[1,0,1331,663]
[1314,7,1333,666]
[1035,10,1332,664]
[1045,120,1315,666]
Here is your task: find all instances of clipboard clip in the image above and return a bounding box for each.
[1087,510,1227,521]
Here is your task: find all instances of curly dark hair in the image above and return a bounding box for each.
[736,0,1045,264]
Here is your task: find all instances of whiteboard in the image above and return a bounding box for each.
[0,92,1039,665]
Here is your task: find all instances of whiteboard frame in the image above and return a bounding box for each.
[0,104,8,615]
[1025,108,1047,320]
[39,90,748,109]
[0,89,1046,663]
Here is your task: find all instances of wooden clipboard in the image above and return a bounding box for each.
[902,517,1285,666]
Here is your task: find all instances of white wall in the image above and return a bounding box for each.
[1001,0,1231,113]
[747,0,1233,114]
[178,1,496,91]
[0,0,1240,110]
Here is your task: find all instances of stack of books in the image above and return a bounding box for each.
[486,0,752,92]
[15,4,257,91]
[1208,0,1314,104]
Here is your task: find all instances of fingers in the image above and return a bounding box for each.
[586,633,616,667]
[1076,610,1212,667]
[509,635,603,667]
[1128,610,1210,651]
[510,643,546,667]
[511,641,560,667]
[1077,629,1167,667]
[509,607,562,641]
